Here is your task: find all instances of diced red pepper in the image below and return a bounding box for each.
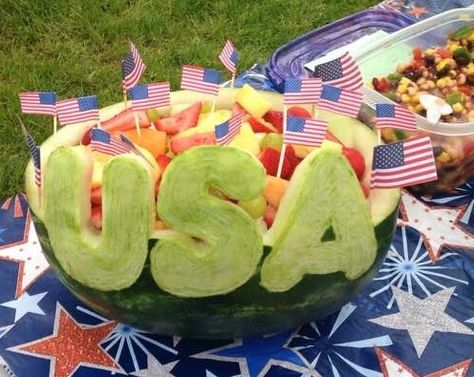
[412,47,423,61]
[437,48,452,59]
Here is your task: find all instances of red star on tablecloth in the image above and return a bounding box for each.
[0,214,49,298]
[399,191,474,262]
[9,303,123,377]
[376,348,472,377]
[408,6,427,18]
[1,194,24,218]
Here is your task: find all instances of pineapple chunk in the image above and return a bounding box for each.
[229,122,260,155]
[236,84,272,118]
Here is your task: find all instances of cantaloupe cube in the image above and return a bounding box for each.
[236,84,272,118]
[264,176,288,208]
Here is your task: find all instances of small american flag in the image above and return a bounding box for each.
[20,123,41,187]
[312,52,362,91]
[56,96,100,125]
[181,65,222,96]
[219,40,239,73]
[122,42,146,92]
[129,83,170,111]
[284,116,328,147]
[284,78,322,105]
[376,103,417,131]
[215,113,245,145]
[318,85,362,118]
[19,91,56,116]
[370,136,438,189]
[91,128,130,156]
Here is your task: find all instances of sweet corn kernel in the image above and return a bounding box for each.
[448,43,460,52]
[436,79,446,88]
[436,60,448,72]
[467,65,474,75]
[437,152,451,163]
[401,94,410,103]
[407,104,415,112]
[414,104,424,112]
[397,84,408,94]
[452,102,464,113]
[400,77,414,86]
[412,94,420,103]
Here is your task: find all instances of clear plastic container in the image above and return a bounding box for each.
[355,9,474,193]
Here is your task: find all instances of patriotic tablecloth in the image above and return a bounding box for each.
[0,181,473,377]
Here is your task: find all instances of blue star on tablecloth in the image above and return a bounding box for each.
[194,332,309,377]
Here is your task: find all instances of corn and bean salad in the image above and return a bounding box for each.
[372,26,474,123]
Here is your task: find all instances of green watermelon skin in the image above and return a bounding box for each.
[33,206,397,339]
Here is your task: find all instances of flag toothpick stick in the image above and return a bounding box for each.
[123,91,128,109]
[133,111,142,136]
[230,73,236,89]
[377,129,382,145]
[53,116,58,134]
[276,105,288,178]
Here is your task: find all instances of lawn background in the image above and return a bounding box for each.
[0,0,379,199]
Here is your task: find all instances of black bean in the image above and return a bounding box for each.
[432,146,445,156]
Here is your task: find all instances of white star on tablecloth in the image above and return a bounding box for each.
[1,291,47,322]
[130,353,178,377]
[0,218,49,298]
[376,348,472,377]
[399,191,474,261]
[369,287,473,357]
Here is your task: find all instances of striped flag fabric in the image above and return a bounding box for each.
[318,84,363,118]
[376,103,418,131]
[56,96,100,125]
[122,42,146,92]
[181,65,222,96]
[219,40,239,73]
[20,123,41,187]
[312,52,362,91]
[284,78,322,105]
[19,91,56,116]
[91,128,130,156]
[215,113,245,145]
[284,116,328,147]
[370,136,438,189]
[128,83,170,111]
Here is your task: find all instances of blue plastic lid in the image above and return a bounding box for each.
[267,8,414,91]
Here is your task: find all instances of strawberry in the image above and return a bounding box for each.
[91,187,102,206]
[156,102,202,135]
[263,205,277,228]
[156,154,172,172]
[170,132,216,154]
[259,145,298,180]
[91,206,102,230]
[263,111,283,133]
[342,147,366,180]
[247,117,277,133]
[288,106,312,118]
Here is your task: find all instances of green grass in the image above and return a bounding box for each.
[0,0,379,199]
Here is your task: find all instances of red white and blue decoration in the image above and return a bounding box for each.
[0,178,472,377]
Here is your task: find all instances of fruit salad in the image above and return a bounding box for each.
[371,26,474,123]
[82,84,372,232]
